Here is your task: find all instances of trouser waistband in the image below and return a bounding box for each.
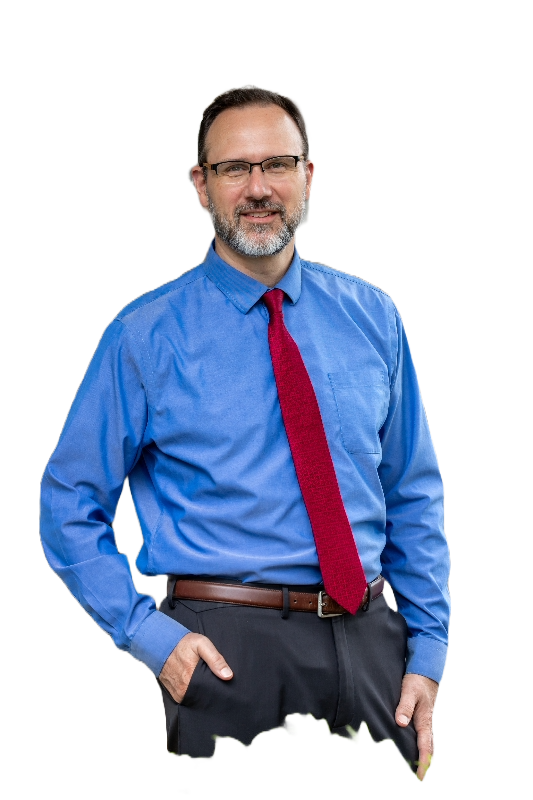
[167,575,384,617]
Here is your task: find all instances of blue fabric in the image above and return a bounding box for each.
[40,242,450,681]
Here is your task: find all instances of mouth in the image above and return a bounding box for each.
[239,209,280,224]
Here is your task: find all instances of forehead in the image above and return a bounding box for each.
[205,104,303,163]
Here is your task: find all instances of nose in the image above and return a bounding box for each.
[244,164,273,200]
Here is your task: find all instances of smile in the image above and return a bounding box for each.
[241,211,279,221]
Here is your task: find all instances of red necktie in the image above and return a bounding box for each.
[263,289,367,614]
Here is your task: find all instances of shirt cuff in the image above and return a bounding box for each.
[406,635,448,684]
[129,610,190,676]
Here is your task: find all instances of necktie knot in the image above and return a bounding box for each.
[263,288,284,318]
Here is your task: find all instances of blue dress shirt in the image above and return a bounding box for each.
[40,242,450,683]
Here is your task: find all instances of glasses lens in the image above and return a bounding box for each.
[262,157,298,175]
[215,157,300,179]
[216,162,250,178]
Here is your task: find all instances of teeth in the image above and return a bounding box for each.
[246,212,272,217]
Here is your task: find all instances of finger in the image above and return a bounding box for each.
[416,749,432,781]
[196,637,233,680]
[414,712,433,781]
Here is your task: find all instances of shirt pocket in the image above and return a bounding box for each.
[328,368,389,454]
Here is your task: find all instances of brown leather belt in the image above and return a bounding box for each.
[170,575,385,617]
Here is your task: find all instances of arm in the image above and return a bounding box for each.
[378,306,450,682]
[378,306,450,779]
[40,320,188,676]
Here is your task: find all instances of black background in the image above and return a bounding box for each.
[35,76,446,774]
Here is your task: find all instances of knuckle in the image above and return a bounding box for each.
[196,637,226,666]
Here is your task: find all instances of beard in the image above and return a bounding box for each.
[207,189,307,258]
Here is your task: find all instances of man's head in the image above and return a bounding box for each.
[191,87,313,260]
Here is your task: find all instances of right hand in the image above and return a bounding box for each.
[159,632,233,703]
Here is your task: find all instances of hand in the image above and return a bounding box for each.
[159,632,233,703]
[395,673,439,781]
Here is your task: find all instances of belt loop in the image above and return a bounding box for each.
[281,587,289,619]
[168,579,177,610]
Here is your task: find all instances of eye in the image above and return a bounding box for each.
[262,157,298,174]
[219,162,249,176]
[264,160,288,172]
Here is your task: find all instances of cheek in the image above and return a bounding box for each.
[207,193,234,218]
[283,183,307,209]
[214,186,245,212]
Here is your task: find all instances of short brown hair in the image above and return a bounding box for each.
[198,86,309,166]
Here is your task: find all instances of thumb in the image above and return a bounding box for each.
[395,684,416,727]
[196,636,233,680]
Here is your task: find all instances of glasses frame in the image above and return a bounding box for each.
[202,154,306,177]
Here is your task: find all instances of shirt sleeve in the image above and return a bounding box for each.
[378,306,451,684]
[40,319,190,676]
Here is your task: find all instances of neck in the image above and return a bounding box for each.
[214,236,295,288]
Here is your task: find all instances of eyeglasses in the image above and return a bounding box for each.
[203,155,305,182]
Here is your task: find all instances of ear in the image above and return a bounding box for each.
[304,160,314,200]
[191,165,210,209]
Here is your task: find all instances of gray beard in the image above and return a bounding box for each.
[207,191,307,258]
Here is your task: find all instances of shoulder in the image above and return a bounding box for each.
[300,258,396,311]
[115,265,205,325]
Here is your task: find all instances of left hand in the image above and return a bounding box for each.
[395,673,439,781]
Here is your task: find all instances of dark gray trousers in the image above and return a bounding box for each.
[158,589,418,770]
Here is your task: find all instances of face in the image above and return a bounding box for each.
[192,104,313,258]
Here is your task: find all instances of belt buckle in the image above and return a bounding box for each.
[317,590,343,618]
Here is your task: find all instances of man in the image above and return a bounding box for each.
[41,87,450,780]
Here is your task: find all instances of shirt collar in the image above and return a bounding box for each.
[202,240,302,314]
